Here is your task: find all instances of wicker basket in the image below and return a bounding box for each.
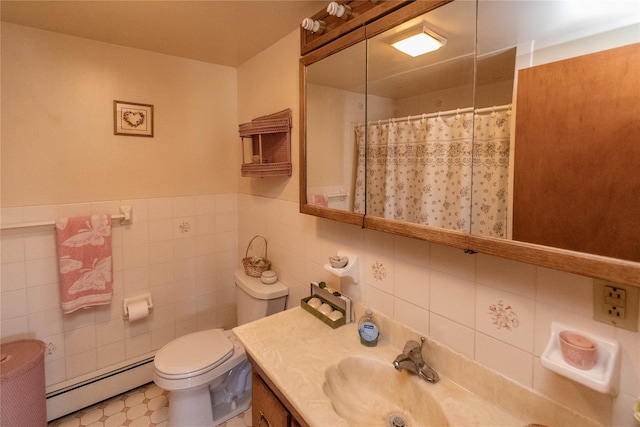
[242,235,271,277]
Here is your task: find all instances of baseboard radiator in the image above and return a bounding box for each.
[46,356,155,422]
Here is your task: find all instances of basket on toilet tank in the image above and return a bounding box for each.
[242,235,271,277]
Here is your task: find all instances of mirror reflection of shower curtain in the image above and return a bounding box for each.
[471,109,511,238]
[353,108,510,237]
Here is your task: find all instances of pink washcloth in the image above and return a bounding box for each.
[312,194,329,208]
[55,215,113,314]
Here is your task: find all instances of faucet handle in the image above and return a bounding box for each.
[402,337,425,355]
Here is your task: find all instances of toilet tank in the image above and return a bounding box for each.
[234,270,288,325]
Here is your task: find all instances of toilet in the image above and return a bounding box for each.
[153,269,288,427]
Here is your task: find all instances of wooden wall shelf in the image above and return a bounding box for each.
[239,109,292,177]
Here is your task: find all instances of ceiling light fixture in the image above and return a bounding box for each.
[392,27,447,57]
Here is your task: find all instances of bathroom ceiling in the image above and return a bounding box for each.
[0,0,327,67]
[2,1,637,68]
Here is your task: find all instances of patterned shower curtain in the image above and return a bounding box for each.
[353,107,510,237]
[471,109,511,237]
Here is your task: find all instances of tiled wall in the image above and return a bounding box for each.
[0,194,239,391]
[2,192,638,425]
[238,193,640,427]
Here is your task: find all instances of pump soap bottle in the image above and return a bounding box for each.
[358,309,379,347]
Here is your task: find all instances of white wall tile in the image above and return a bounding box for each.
[149,219,173,242]
[149,261,173,287]
[430,270,475,327]
[365,252,394,294]
[365,286,394,318]
[430,244,476,281]
[1,234,25,263]
[0,316,29,341]
[25,257,58,287]
[123,266,150,294]
[149,240,173,265]
[58,203,92,219]
[173,258,196,282]
[394,235,430,267]
[429,313,475,359]
[97,341,126,369]
[533,359,612,425]
[173,237,196,260]
[475,332,534,387]
[65,325,97,355]
[215,194,238,213]
[121,199,149,222]
[477,253,536,299]
[24,231,57,260]
[27,283,60,313]
[45,357,66,385]
[148,198,173,220]
[29,309,64,338]
[393,298,429,336]
[196,214,216,236]
[123,242,149,270]
[1,261,26,291]
[215,212,237,234]
[173,217,195,239]
[1,289,28,319]
[172,196,195,218]
[536,267,593,317]
[195,195,216,215]
[2,193,636,427]
[96,318,125,347]
[394,261,429,309]
[1,207,23,225]
[125,333,151,359]
[476,284,535,352]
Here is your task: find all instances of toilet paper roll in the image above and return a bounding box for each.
[127,300,149,322]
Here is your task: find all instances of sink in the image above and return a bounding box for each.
[323,356,450,427]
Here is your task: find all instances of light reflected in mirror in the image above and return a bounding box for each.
[302,0,640,266]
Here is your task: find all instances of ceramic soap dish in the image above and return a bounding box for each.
[541,322,620,394]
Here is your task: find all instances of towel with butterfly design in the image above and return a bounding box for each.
[55,215,113,314]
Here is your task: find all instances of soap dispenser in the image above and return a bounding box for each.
[358,309,379,347]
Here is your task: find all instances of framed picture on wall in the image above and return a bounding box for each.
[113,100,154,137]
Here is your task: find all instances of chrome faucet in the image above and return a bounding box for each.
[393,337,439,383]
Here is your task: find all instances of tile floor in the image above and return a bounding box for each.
[47,382,252,427]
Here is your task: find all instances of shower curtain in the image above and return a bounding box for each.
[353,107,510,237]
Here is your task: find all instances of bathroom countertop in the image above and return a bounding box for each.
[233,307,600,427]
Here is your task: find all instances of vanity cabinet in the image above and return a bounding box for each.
[250,358,306,427]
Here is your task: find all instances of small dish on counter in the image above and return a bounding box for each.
[260,270,278,284]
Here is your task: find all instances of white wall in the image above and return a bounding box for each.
[237,30,640,427]
[1,23,239,207]
[0,25,240,395]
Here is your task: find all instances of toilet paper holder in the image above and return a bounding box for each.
[123,294,153,320]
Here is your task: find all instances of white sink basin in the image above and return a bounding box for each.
[323,356,450,427]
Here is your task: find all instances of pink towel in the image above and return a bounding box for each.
[312,194,329,208]
[55,215,113,314]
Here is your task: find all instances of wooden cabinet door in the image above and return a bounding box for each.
[513,43,640,261]
[252,373,290,427]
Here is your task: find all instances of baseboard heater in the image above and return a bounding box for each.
[46,356,155,422]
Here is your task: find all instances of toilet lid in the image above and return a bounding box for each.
[154,329,233,378]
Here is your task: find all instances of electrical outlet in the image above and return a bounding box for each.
[593,280,638,332]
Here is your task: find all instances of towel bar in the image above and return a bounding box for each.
[0,205,133,230]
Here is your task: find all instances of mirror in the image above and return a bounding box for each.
[300,0,640,285]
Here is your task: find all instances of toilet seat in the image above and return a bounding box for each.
[154,329,233,380]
